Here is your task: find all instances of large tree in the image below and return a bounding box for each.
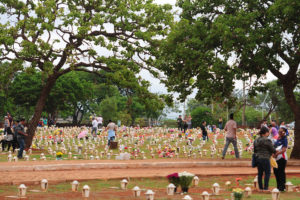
[0,0,172,148]
[157,0,300,158]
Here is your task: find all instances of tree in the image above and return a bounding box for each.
[190,106,213,128]
[0,0,172,148]
[157,0,300,159]
[99,96,119,124]
[8,71,94,122]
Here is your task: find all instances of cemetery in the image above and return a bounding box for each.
[1,0,300,199]
[0,127,299,199]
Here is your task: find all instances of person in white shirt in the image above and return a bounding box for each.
[96,115,103,129]
[91,118,98,137]
[105,120,117,146]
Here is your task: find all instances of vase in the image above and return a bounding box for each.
[182,187,189,193]
[56,157,62,160]
[231,193,243,200]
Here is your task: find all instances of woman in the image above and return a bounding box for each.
[273,127,288,191]
[254,126,276,191]
[187,115,192,130]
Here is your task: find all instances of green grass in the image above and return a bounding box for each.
[0,176,299,199]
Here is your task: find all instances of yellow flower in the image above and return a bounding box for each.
[56,152,63,156]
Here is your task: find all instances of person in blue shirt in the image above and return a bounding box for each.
[273,127,288,191]
[280,121,289,136]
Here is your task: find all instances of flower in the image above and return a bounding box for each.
[178,171,195,189]
[233,188,243,193]
[233,188,244,199]
[167,173,180,187]
[167,173,179,179]
[56,152,63,157]
[179,171,195,177]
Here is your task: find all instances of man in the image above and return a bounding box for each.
[177,115,183,131]
[91,117,98,137]
[222,113,239,159]
[105,120,117,146]
[218,117,223,130]
[200,121,208,141]
[96,115,103,129]
[16,119,28,159]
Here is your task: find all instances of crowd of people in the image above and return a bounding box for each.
[1,113,28,159]
[254,120,289,192]
[176,113,290,192]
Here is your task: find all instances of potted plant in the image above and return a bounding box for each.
[232,188,244,200]
[166,173,180,192]
[56,152,63,160]
[179,171,195,193]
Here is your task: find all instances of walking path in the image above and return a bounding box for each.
[1,159,300,185]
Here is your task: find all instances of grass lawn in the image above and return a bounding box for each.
[0,175,299,199]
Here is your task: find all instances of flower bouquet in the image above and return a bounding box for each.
[178,171,195,193]
[232,188,243,200]
[167,173,180,192]
[56,152,63,160]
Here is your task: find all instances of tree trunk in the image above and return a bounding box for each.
[282,82,300,159]
[256,106,275,128]
[25,75,58,149]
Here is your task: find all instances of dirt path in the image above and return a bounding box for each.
[1,159,300,185]
[2,166,300,185]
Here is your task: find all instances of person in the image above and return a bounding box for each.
[177,115,183,131]
[269,122,279,140]
[273,127,288,191]
[48,118,55,127]
[91,117,98,137]
[254,126,276,191]
[218,117,223,129]
[43,117,48,127]
[4,116,9,135]
[105,120,117,146]
[16,119,28,159]
[261,119,268,128]
[97,115,103,129]
[183,115,188,134]
[222,113,239,159]
[200,121,208,141]
[187,115,192,129]
[279,121,289,136]
[7,113,13,128]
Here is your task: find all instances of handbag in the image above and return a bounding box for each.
[270,156,278,168]
[251,153,258,168]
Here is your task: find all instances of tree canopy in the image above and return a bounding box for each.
[0,0,173,148]
[157,0,300,158]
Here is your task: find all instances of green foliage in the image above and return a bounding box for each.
[157,0,300,116]
[191,106,213,127]
[100,96,119,124]
[118,112,132,126]
[235,107,262,127]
